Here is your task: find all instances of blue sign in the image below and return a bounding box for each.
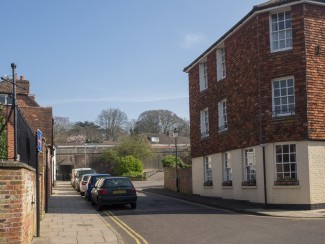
[37,129,42,152]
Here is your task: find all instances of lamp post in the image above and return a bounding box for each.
[11,63,17,161]
[84,144,87,167]
[173,128,179,192]
[1,64,18,161]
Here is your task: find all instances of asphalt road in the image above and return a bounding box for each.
[101,191,325,244]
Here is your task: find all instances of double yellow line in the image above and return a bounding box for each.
[106,210,148,244]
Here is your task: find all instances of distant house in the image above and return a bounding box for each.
[0,74,53,243]
[184,0,325,209]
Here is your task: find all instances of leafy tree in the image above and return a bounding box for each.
[0,110,7,159]
[72,121,102,143]
[99,149,121,174]
[162,155,188,168]
[96,108,128,141]
[115,135,153,160]
[99,135,152,174]
[115,155,143,176]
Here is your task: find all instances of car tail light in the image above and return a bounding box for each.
[82,181,87,185]
[131,187,136,194]
[98,189,109,195]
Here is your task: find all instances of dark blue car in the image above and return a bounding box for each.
[85,173,111,201]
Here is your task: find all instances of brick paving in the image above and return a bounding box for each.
[32,181,123,244]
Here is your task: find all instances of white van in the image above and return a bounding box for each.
[71,168,92,187]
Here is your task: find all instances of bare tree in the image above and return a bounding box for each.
[96,108,128,141]
[53,116,73,143]
[177,117,190,137]
[135,110,188,135]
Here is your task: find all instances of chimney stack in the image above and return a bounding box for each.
[20,75,25,81]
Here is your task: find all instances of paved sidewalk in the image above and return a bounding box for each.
[140,186,325,219]
[32,181,123,244]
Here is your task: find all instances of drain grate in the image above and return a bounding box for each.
[77,224,93,227]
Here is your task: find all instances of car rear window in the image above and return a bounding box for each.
[82,175,90,181]
[77,170,95,177]
[91,175,110,184]
[104,178,132,188]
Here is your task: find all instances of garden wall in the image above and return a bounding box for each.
[164,167,192,195]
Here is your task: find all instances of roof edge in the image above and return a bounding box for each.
[183,0,324,73]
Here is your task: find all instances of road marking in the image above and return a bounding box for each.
[105,210,148,244]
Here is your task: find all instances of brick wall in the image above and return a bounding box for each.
[188,3,318,158]
[164,167,192,195]
[305,4,325,139]
[0,163,36,244]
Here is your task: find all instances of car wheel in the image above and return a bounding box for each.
[80,192,84,196]
[97,199,103,211]
[131,203,137,209]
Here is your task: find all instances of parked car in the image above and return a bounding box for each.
[71,168,92,187]
[75,169,96,192]
[85,173,111,201]
[91,177,137,211]
[79,174,92,196]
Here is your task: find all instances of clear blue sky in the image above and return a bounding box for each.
[0,0,264,123]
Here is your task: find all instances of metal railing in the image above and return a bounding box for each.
[17,107,36,168]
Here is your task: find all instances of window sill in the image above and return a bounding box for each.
[218,128,228,134]
[272,113,295,120]
[241,181,256,187]
[222,181,232,187]
[274,180,299,186]
[217,77,226,82]
[199,87,208,93]
[270,47,292,54]
[203,181,213,187]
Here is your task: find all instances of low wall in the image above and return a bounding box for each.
[164,167,192,195]
[0,162,36,244]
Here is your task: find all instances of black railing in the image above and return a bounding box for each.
[17,107,36,168]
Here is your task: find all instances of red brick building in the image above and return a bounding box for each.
[184,0,325,209]
[0,75,53,243]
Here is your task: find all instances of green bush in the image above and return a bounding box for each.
[0,110,7,159]
[116,155,143,176]
[162,155,188,168]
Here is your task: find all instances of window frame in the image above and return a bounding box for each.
[0,94,13,105]
[216,47,226,81]
[203,157,212,183]
[199,62,208,91]
[275,144,298,182]
[272,76,295,117]
[218,98,228,132]
[223,152,232,182]
[200,108,209,138]
[243,148,256,182]
[269,9,293,53]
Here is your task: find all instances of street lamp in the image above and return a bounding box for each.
[1,63,18,161]
[173,128,179,192]
[84,144,87,167]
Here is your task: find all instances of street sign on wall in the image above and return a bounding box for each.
[37,129,42,152]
